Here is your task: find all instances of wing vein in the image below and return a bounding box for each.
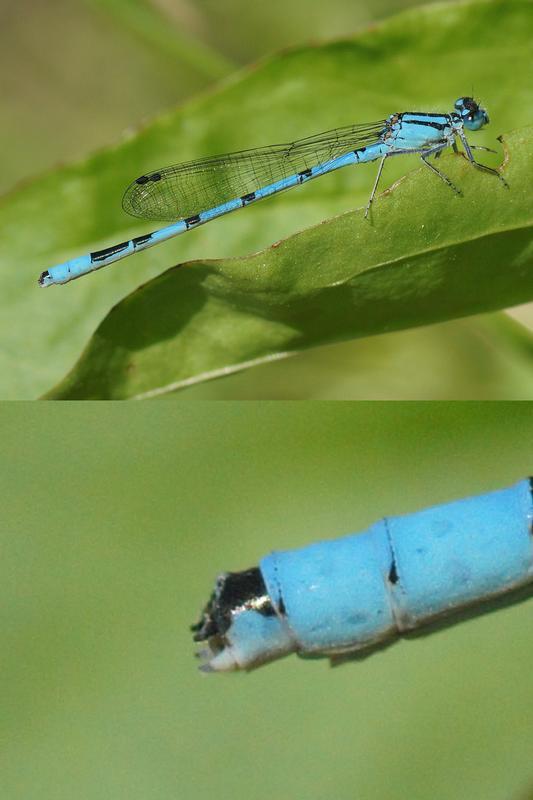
[122,121,386,221]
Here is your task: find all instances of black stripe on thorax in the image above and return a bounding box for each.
[401,111,447,117]
[400,118,449,131]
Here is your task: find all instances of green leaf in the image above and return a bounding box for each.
[2,0,533,398]
[169,315,533,401]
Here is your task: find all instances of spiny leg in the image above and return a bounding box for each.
[364,156,386,219]
[392,141,460,194]
[466,154,509,187]
[434,147,495,159]
[469,145,497,154]
[364,143,451,216]
[453,140,497,157]
[421,155,462,195]
[458,131,509,188]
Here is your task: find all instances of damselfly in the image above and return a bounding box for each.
[192,479,533,672]
[39,97,507,287]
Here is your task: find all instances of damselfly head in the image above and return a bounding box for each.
[454,97,489,131]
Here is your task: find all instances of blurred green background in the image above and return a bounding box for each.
[2,0,532,399]
[3,0,435,192]
[1,402,532,799]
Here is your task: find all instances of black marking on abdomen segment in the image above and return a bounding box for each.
[388,559,399,585]
[241,192,256,204]
[277,594,286,616]
[132,233,153,248]
[150,172,161,181]
[191,567,275,642]
[91,241,130,263]
[184,214,201,228]
[298,168,313,182]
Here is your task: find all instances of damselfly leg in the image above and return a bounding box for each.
[458,131,509,188]
[364,156,387,218]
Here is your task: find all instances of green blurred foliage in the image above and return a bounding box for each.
[1,0,430,194]
[189,0,437,62]
[1,403,532,799]
[0,0,205,194]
